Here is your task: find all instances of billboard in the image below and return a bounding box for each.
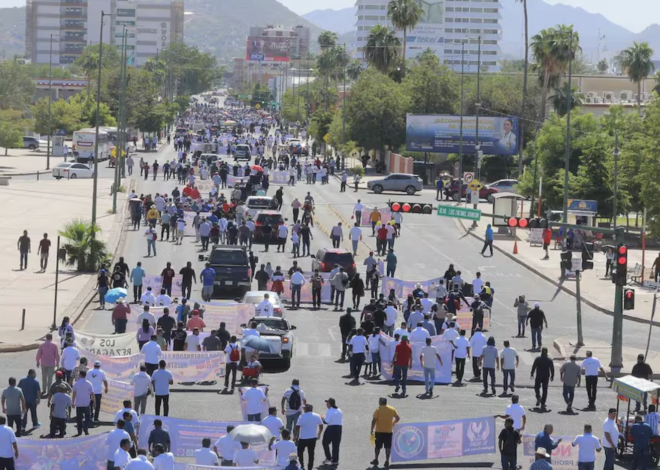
[407,0,444,55]
[246,36,293,62]
[406,115,520,155]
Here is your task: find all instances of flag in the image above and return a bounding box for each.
[127,52,134,66]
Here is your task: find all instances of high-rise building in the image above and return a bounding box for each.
[354,0,502,72]
[26,0,184,66]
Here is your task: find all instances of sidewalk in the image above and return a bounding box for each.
[456,206,659,325]
[0,152,67,176]
[0,179,128,351]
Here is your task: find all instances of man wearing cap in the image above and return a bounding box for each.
[526,302,548,351]
[88,361,108,422]
[187,310,206,332]
[322,398,343,465]
[48,371,71,405]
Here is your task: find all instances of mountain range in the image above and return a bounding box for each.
[302,0,660,62]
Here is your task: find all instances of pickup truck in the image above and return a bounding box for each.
[200,246,252,297]
[242,317,296,367]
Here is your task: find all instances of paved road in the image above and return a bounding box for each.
[3,143,655,469]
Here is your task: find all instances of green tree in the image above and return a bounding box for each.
[0,120,23,155]
[0,62,36,110]
[597,59,609,74]
[75,44,122,96]
[570,134,615,219]
[387,0,423,65]
[309,109,334,143]
[318,32,338,48]
[531,25,581,120]
[548,82,583,116]
[32,96,85,136]
[132,102,169,134]
[346,60,363,81]
[364,25,401,74]
[59,219,110,272]
[403,53,458,114]
[640,96,660,236]
[619,41,655,115]
[345,69,410,152]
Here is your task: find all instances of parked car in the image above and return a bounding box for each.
[22,136,40,151]
[367,173,424,195]
[52,162,94,180]
[311,248,357,277]
[486,179,519,202]
[234,144,251,161]
[253,210,285,242]
[241,291,284,317]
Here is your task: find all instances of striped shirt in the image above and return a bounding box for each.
[645,412,659,435]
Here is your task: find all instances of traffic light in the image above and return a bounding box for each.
[623,287,635,310]
[507,217,548,228]
[615,243,628,286]
[560,250,573,271]
[581,241,594,271]
[389,202,433,214]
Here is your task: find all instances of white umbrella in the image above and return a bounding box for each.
[229,424,273,444]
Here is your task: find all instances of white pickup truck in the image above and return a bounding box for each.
[241,316,296,367]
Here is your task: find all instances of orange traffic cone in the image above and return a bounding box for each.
[513,241,518,255]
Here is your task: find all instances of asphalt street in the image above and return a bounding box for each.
[1,142,655,469]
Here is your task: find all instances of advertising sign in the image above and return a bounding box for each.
[391,416,496,462]
[406,115,520,155]
[522,435,577,470]
[16,433,108,470]
[246,37,292,62]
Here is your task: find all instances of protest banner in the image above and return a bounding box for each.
[83,351,226,382]
[237,385,271,421]
[270,171,294,185]
[142,275,184,298]
[391,416,496,462]
[67,331,137,357]
[176,465,275,470]
[522,435,576,470]
[138,415,276,464]
[360,207,392,227]
[268,273,332,303]
[16,433,107,470]
[100,379,134,415]
[183,212,211,236]
[380,335,453,385]
[130,303,253,334]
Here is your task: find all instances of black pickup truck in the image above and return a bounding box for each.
[200,246,252,297]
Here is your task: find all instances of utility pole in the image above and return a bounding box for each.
[613,131,620,229]
[113,26,127,214]
[306,64,311,121]
[562,31,574,224]
[46,34,56,171]
[341,44,347,153]
[91,11,106,237]
[458,42,465,203]
[471,36,481,229]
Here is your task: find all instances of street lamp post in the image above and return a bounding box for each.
[562,31,574,224]
[46,34,59,171]
[91,11,107,237]
[613,131,620,229]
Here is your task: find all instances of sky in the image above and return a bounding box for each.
[0,0,658,33]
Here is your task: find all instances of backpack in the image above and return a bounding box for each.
[229,344,240,362]
[288,388,302,410]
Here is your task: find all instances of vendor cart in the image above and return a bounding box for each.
[613,375,660,466]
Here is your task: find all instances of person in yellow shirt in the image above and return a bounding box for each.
[370,208,382,236]
[370,397,400,468]
[146,207,160,228]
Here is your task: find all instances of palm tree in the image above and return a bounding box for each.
[387,0,424,65]
[59,219,110,272]
[619,41,655,115]
[549,82,583,116]
[531,25,581,120]
[318,31,338,49]
[346,60,364,81]
[365,25,401,74]
[77,51,99,97]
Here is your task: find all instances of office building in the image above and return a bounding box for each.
[26,0,184,66]
[354,0,502,72]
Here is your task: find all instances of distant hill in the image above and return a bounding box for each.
[0,6,26,60]
[302,7,356,35]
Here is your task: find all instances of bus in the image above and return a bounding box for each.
[72,128,110,164]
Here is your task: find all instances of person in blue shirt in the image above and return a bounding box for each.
[130,262,146,304]
[481,224,494,257]
[200,263,216,302]
[436,178,444,201]
[18,370,41,431]
[386,250,397,278]
[534,425,561,462]
[630,415,653,470]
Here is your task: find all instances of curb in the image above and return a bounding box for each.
[456,218,660,328]
[552,339,567,359]
[0,170,54,177]
[0,343,41,353]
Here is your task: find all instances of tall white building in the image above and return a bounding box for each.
[355,0,502,72]
[26,0,184,67]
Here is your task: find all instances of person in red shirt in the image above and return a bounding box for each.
[187,310,206,331]
[392,336,413,397]
[161,262,176,296]
[111,298,131,334]
[190,187,201,200]
[377,224,389,256]
[182,185,193,197]
[542,228,552,260]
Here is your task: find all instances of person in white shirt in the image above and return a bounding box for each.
[113,438,132,470]
[295,404,324,470]
[130,366,153,415]
[184,328,202,352]
[322,398,343,465]
[453,329,470,384]
[409,324,431,342]
[88,361,108,422]
[269,429,298,467]
[383,302,398,336]
[256,294,274,317]
[290,270,306,309]
[581,351,608,409]
[140,288,156,307]
[393,322,408,341]
[151,444,174,470]
[113,399,140,431]
[194,438,219,466]
[469,329,487,379]
[348,329,369,382]
[155,291,172,307]
[140,337,162,375]
[277,224,288,253]
[419,294,434,314]
[472,272,485,296]
[349,223,363,256]
[419,338,442,396]
[368,331,382,377]
[214,425,242,466]
[442,321,460,343]
[241,379,268,421]
[137,306,156,328]
[498,395,526,431]
[61,343,81,381]
[233,442,259,466]
[602,408,620,466]
[0,417,17,465]
[353,200,364,225]
[571,424,602,465]
[106,421,131,468]
[262,406,284,438]
[499,340,519,394]
[330,223,343,249]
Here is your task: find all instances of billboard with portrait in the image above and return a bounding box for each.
[246,36,293,62]
[406,115,520,155]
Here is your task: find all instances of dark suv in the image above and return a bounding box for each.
[311,248,357,277]
[199,246,252,297]
[253,210,285,242]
